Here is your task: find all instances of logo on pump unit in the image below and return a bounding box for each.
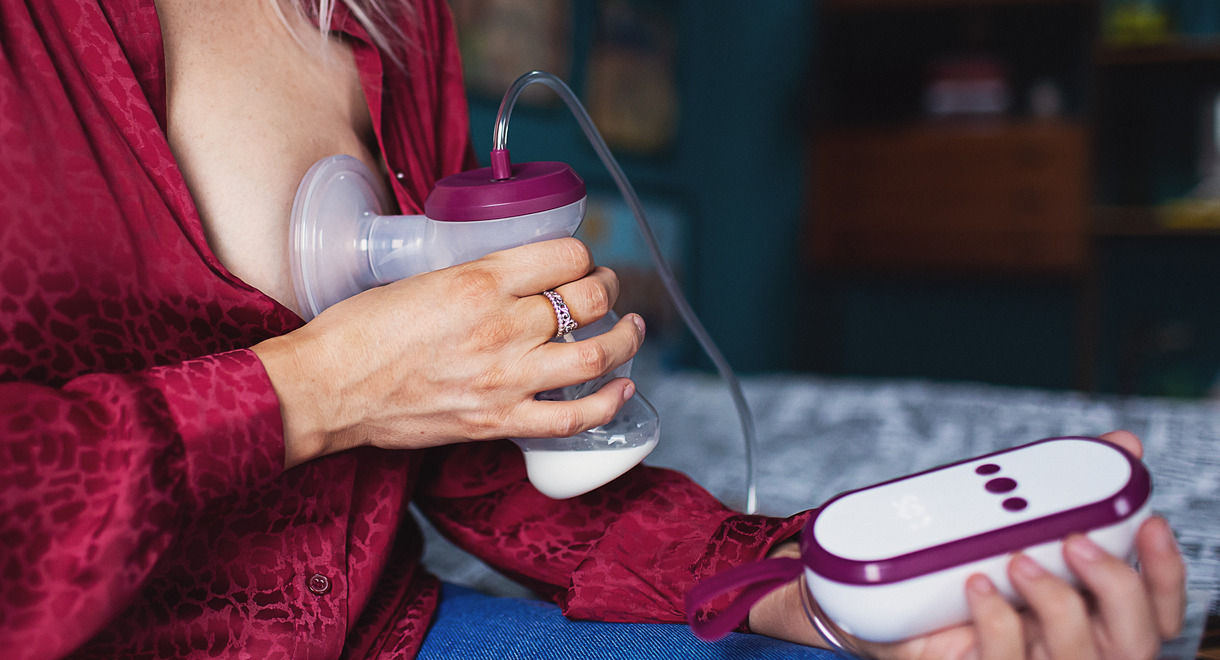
[891,493,932,532]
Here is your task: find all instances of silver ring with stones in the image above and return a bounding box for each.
[542,289,578,338]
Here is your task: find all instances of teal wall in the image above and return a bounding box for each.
[462,2,1220,395]
[466,1,817,373]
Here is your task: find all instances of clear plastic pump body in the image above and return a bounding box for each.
[290,155,659,500]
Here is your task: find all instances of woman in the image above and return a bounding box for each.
[0,1,1185,658]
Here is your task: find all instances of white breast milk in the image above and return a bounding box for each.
[522,439,658,499]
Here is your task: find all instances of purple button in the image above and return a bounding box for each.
[985,477,1018,493]
[1003,497,1028,511]
[307,573,331,596]
[975,463,1001,475]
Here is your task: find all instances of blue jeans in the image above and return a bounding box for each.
[417,583,839,660]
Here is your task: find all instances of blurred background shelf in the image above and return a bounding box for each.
[1093,205,1220,237]
[824,0,1091,11]
[1096,40,1220,65]
[800,0,1220,396]
[810,119,1089,274]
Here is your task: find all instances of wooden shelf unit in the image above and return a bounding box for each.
[1093,205,1220,237]
[809,120,1091,274]
[809,0,1094,276]
[805,0,1220,396]
[825,0,1089,10]
[1095,40,1220,66]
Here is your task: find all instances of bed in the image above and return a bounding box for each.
[420,371,1220,658]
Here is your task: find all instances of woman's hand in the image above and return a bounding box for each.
[749,431,1188,660]
[253,237,646,468]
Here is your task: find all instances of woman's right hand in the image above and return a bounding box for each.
[748,431,1186,660]
[252,237,646,469]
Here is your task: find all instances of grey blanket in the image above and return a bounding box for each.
[420,372,1220,656]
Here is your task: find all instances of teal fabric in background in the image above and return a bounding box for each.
[465,1,817,375]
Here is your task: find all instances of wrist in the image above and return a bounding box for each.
[747,541,829,649]
[252,331,337,469]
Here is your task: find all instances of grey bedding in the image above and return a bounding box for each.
[420,372,1220,656]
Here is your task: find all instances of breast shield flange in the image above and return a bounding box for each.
[290,155,392,320]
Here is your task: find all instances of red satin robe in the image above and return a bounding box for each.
[0,1,807,658]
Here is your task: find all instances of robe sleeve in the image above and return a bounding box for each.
[0,349,285,659]
[415,440,810,624]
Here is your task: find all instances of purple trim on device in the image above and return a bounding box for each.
[684,557,804,641]
[424,161,585,222]
[799,436,1151,586]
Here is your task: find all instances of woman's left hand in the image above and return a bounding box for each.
[748,430,1188,660]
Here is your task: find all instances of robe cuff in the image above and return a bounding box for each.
[143,349,285,510]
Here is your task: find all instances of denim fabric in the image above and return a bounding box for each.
[417,583,839,660]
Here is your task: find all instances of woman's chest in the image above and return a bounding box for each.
[158,0,384,317]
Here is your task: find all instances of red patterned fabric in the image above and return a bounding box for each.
[0,1,810,658]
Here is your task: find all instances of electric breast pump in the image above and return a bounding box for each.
[290,71,759,508]
[289,154,660,502]
[289,80,662,500]
[686,437,1152,647]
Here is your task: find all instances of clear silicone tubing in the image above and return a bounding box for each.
[493,71,760,514]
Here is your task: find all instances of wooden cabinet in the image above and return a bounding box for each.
[806,0,1094,275]
[798,0,1099,390]
[810,120,1089,273]
[801,0,1220,395]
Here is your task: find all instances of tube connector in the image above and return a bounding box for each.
[490,148,513,180]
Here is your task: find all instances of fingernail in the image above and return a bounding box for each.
[1153,517,1180,554]
[622,381,635,401]
[1012,554,1046,580]
[631,314,646,337]
[967,574,996,596]
[1066,534,1103,563]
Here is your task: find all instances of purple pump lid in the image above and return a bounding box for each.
[799,436,1152,586]
[424,161,585,222]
